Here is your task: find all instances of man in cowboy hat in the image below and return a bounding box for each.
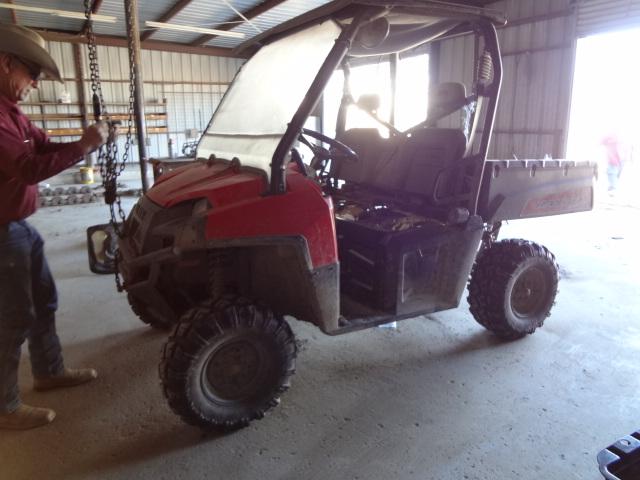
[0,23,109,429]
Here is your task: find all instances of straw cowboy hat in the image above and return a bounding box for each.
[0,23,62,82]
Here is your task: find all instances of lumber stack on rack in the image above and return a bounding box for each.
[23,102,168,137]
[42,126,168,136]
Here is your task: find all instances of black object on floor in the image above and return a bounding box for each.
[598,430,640,479]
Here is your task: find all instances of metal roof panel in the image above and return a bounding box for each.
[92,0,127,36]
[207,0,333,47]
[138,0,180,22]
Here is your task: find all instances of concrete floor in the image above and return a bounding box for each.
[1,193,639,480]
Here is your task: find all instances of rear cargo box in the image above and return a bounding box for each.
[477,159,597,223]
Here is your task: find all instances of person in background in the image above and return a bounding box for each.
[601,134,624,194]
[0,23,109,429]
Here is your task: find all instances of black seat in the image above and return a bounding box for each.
[371,128,467,200]
[332,83,468,202]
[366,81,470,200]
[332,128,387,184]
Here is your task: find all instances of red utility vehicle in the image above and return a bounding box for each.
[114,0,596,428]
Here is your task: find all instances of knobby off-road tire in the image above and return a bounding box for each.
[127,293,175,331]
[160,297,297,429]
[467,239,559,340]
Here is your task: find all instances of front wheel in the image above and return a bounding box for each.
[160,297,297,429]
[467,239,559,340]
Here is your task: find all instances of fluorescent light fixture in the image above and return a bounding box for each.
[0,3,116,23]
[145,21,245,39]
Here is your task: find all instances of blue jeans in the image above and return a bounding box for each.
[0,220,64,413]
[607,164,621,191]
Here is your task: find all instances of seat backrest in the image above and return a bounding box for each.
[332,128,386,184]
[371,128,467,199]
[427,82,468,124]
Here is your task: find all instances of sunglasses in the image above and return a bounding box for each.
[13,56,42,81]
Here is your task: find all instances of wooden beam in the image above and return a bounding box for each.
[190,0,288,46]
[36,29,246,58]
[81,0,104,35]
[141,0,194,41]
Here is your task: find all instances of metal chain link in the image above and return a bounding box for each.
[84,0,137,291]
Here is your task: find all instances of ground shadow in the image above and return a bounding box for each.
[3,326,232,480]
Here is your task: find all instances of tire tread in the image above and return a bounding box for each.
[467,239,559,339]
[160,296,297,429]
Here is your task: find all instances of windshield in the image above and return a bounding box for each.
[197,20,342,179]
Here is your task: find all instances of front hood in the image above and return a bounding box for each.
[147,161,267,208]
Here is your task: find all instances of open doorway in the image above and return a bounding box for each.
[566,28,640,204]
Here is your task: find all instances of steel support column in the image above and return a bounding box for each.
[124,0,149,192]
[73,43,91,166]
[389,52,398,126]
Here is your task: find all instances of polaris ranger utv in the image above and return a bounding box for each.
[114,0,596,428]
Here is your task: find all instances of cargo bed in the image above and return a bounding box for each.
[478,159,597,223]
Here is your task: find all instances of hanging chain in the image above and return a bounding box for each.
[84,0,136,291]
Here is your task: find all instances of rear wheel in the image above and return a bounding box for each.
[160,297,297,429]
[467,239,559,340]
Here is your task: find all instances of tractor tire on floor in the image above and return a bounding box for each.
[467,239,559,340]
[160,297,297,429]
[127,293,175,330]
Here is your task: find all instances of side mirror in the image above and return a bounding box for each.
[354,17,390,49]
[86,223,120,274]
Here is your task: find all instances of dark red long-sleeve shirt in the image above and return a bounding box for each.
[0,95,85,224]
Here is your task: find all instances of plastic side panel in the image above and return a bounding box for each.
[397,217,484,316]
[204,171,338,269]
[244,243,340,331]
[479,160,597,223]
[336,215,484,320]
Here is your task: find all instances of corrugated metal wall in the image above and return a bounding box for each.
[22,41,244,163]
[436,0,577,160]
[577,0,640,36]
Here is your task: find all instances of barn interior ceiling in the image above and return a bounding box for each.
[0,0,499,56]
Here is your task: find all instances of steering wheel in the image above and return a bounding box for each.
[298,128,358,176]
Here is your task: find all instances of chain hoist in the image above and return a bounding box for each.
[84,0,137,291]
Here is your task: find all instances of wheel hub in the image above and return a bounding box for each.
[202,339,263,402]
[511,267,547,317]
